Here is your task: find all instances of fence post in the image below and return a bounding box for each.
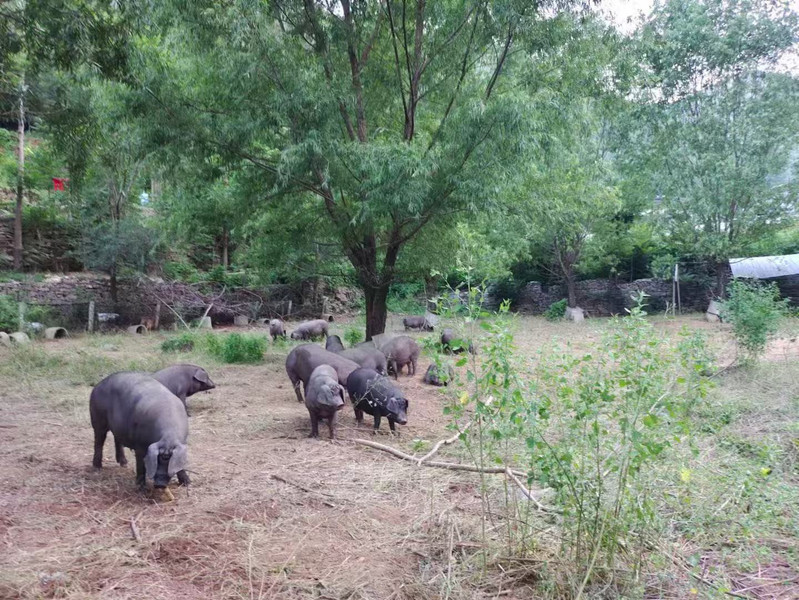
[154,301,162,330]
[88,301,95,333]
[287,300,292,317]
[18,302,25,331]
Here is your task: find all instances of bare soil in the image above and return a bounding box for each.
[0,313,796,599]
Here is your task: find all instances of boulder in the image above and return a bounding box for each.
[565,306,585,323]
[706,300,722,323]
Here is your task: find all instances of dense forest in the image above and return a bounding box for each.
[2,0,799,336]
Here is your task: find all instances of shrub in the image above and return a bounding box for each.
[387,281,426,313]
[0,295,18,332]
[543,298,567,321]
[344,327,363,347]
[721,280,788,363]
[161,333,196,353]
[205,333,266,363]
[26,304,56,326]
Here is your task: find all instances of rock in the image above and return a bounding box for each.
[9,332,31,344]
[0,332,10,347]
[198,316,213,329]
[706,299,722,323]
[234,315,249,326]
[565,306,585,322]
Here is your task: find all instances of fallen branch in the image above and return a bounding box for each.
[505,467,558,513]
[270,473,335,498]
[352,439,524,477]
[150,293,190,329]
[417,396,494,465]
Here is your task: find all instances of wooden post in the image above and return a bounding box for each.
[154,301,162,330]
[321,296,329,318]
[287,300,292,317]
[18,302,25,331]
[675,263,681,314]
[88,300,95,333]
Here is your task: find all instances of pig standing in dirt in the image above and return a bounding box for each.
[346,368,409,433]
[152,364,215,413]
[304,365,346,439]
[339,347,388,375]
[380,336,420,379]
[441,328,476,355]
[403,315,433,331]
[285,344,359,403]
[423,363,454,387]
[269,319,286,340]
[325,335,345,352]
[90,372,190,490]
[290,319,329,341]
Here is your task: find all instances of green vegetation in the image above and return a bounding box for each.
[343,327,363,348]
[543,299,567,321]
[0,295,19,332]
[204,332,266,364]
[722,280,789,363]
[160,332,196,353]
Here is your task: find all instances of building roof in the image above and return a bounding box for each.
[729,254,799,279]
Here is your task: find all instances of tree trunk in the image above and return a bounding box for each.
[566,271,577,308]
[221,229,229,269]
[13,82,25,271]
[715,261,729,299]
[110,268,118,303]
[364,284,389,341]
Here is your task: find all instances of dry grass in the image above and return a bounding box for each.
[0,313,797,599]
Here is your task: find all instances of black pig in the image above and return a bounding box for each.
[346,368,409,433]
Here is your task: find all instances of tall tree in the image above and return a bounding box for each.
[621,0,799,295]
[136,0,584,338]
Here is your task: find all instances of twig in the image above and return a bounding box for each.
[352,439,527,477]
[504,468,558,514]
[130,510,144,542]
[150,293,190,329]
[270,473,335,498]
[417,396,494,465]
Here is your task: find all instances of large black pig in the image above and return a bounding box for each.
[346,368,409,433]
[90,372,190,490]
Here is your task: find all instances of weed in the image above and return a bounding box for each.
[205,332,266,364]
[161,332,196,352]
[343,327,363,347]
[544,298,567,321]
[721,280,788,363]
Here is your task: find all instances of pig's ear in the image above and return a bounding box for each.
[145,443,159,480]
[168,443,188,476]
[193,368,214,387]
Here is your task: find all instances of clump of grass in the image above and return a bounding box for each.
[161,332,196,353]
[205,333,266,364]
[344,326,363,347]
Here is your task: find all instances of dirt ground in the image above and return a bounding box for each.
[0,313,797,599]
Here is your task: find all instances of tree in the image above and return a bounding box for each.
[135,0,585,338]
[0,0,131,271]
[621,0,799,295]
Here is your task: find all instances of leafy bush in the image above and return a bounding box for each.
[161,333,196,353]
[205,333,266,363]
[162,260,200,282]
[444,291,711,596]
[26,304,56,325]
[0,295,20,332]
[721,280,788,362]
[387,281,426,313]
[543,298,567,321]
[344,327,363,347]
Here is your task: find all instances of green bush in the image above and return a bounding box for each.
[344,327,363,347]
[387,281,426,313]
[161,333,196,353]
[162,260,200,282]
[543,298,567,321]
[0,295,19,332]
[205,332,266,363]
[26,304,56,326]
[721,280,788,363]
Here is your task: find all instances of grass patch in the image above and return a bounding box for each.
[205,332,266,364]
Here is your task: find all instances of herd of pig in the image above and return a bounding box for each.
[90,316,473,492]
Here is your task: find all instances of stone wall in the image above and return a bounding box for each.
[0,274,360,330]
[515,277,711,316]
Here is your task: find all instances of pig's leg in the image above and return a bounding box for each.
[92,427,107,468]
[292,380,304,403]
[388,418,396,433]
[308,409,320,438]
[328,412,337,440]
[354,407,364,425]
[134,450,147,491]
[410,358,417,376]
[177,470,191,486]
[373,413,381,431]
[114,437,127,466]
